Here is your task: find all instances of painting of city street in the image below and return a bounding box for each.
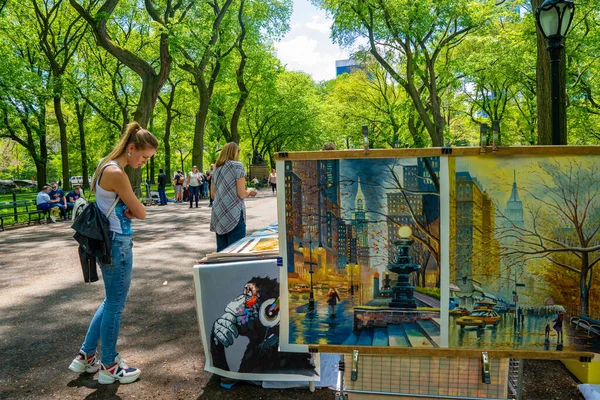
[281,157,441,350]
[448,155,600,353]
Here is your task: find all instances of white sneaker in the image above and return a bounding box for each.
[50,215,57,223]
[98,358,141,384]
[69,350,100,374]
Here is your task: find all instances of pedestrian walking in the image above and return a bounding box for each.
[210,142,257,252]
[68,121,158,385]
[268,169,277,194]
[157,168,167,206]
[173,170,184,202]
[208,164,215,207]
[327,287,341,316]
[186,165,202,208]
[553,312,564,343]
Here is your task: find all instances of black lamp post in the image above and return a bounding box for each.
[535,0,575,145]
[349,263,354,295]
[299,238,316,310]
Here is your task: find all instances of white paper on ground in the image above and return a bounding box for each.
[579,384,600,400]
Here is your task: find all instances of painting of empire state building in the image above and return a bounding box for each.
[280,157,441,350]
[448,155,600,353]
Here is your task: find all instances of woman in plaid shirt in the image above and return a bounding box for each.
[210,142,257,251]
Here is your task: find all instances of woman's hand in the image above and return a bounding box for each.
[124,208,135,219]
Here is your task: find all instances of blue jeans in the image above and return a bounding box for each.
[81,232,133,366]
[158,186,167,205]
[216,211,246,252]
[189,185,199,207]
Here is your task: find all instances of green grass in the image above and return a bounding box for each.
[415,286,441,300]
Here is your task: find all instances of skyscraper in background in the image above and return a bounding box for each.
[335,59,362,76]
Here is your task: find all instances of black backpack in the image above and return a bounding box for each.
[72,201,114,282]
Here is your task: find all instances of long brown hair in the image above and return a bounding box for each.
[215,142,240,168]
[91,121,158,192]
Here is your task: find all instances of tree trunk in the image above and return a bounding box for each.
[192,85,209,170]
[75,102,90,190]
[35,160,47,191]
[164,114,172,180]
[230,0,248,144]
[54,95,70,191]
[580,253,590,316]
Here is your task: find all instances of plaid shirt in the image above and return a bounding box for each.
[210,161,246,235]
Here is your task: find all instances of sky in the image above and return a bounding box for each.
[274,0,353,82]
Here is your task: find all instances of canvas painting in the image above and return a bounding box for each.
[193,259,320,380]
[448,155,600,353]
[279,157,442,351]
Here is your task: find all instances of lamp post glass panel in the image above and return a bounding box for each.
[480,123,488,153]
[535,0,575,145]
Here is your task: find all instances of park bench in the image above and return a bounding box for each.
[0,200,47,231]
[570,315,600,337]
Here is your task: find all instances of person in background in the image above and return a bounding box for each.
[267,169,277,195]
[49,182,67,220]
[203,169,211,200]
[68,121,158,385]
[208,164,215,207]
[36,185,59,223]
[199,170,207,199]
[326,287,341,316]
[186,165,202,208]
[553,311,564,343]
[173,170,184,203]
[210,142,257,252]
[66,186,83,211]
[322,142,336,150]
[157,168,167,206]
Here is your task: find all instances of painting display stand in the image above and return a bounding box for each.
[311,345,593,399]
[276,146,600,398]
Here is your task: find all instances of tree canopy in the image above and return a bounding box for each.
[1,0,599,187]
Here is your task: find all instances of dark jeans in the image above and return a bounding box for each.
[189,185,199,207]
[158,186,167,205]
[37,203,52,212]
[270,183,276,193]
[216,212,246,252]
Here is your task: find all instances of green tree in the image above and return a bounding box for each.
[315,0,487,147]
[32,0,87,191]
[0,12,51,188]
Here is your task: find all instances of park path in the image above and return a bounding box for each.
[0,190,329,400]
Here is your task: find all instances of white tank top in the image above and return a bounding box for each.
[96,160,133,235]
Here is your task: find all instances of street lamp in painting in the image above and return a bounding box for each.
[388,225,420,309]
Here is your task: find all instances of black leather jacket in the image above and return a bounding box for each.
[72,202,112,283]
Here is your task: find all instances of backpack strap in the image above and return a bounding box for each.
[98,160,121,217]
[106,196,119,217]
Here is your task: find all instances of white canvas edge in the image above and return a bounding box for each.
[277,160,311,353]
[439,155,450,348]
[192,259,319,381]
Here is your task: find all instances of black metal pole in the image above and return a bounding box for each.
[309,240,315,309]
[548,38,563,145]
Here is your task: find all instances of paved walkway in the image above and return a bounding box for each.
[0,191,333,399]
